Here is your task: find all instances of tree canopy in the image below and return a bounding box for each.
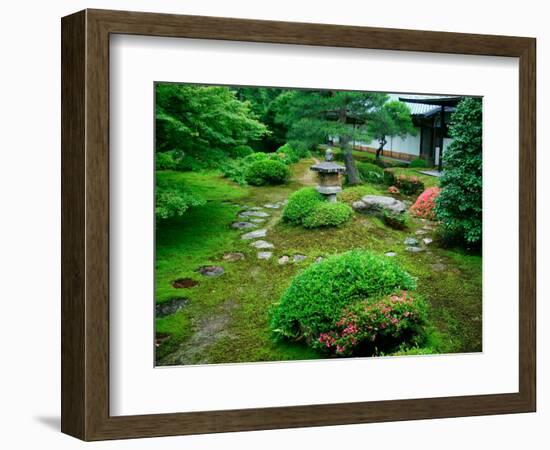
[272,90,388,184]
[367,100,417,159]
[155,84,268,162]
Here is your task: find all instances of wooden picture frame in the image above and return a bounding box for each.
[61,9,536,441]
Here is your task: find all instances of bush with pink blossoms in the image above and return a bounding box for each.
[409,186,441,220]
[316,291,428,357]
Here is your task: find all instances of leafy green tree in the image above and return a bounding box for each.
[366,100,417,160]
[155,83,268,163]
[435,98,482,246]
[273,90,387,185]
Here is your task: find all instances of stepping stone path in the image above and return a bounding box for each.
[406,246,425,253]
[250,218,266,223]
[197,265,225,277]
[250,240,274,249]
[241,229,267,240]
[223,252,245,262]
[423,238,433,246]
[293,254,307,262]
[404,237,419,246]
[278,255,290,265]
[231,221,256,229]
[257,252,273,260]
[385,252,397,257]
[156,297,189,317]
[263,203,280,209]
[415,229,428,235]
[239,210,270,218]
[171,278,199,288]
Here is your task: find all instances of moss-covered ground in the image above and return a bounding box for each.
[155,159,482,365]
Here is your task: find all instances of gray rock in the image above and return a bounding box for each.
[263,203,280,209]
[278,255,290,265]
[250,240,274,249]
[156,297,189,318]
[423,238,433,246]
[352,195,406,215]
[415,229,428,235]
[405,246,425,253]
[231,221,256,229]
[197,265,225,277]
[384,252,397,257]
[249,218,266,223]
[404,237,419,246]
[248,206,264,210]
[241,229,267,240]
[257,252,273,260]
[239,210,269,218]
[293,254,307,262]
[223,252,245,262]
[315,256,324,263]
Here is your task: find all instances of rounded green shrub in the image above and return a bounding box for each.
[282,187,324,224]
[409,158,428,168]
[270,250,417,341]
[245,159,290,186]
[242,152,269,165]
[357,162,384,184]
[302,202,353,228]
[276,143,300,164]
[229,144,254,159]
[155,152,177,170]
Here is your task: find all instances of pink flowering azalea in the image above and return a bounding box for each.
[409,187,441,220]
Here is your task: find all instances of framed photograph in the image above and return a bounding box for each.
[61,9,536,441]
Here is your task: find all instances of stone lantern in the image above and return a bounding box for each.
[310,148,347,202]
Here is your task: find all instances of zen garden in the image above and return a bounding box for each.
[154,83,483,366]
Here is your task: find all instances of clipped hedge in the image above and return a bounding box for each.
[270,250,417,342]
[357,162,384,184]
[244,159,290,186]
[282,187,324,224]
[409,158,428,168]
[302,202,353,228]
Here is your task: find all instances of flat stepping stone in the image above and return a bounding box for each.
[263,203,280,209]
[404,237,420,246]
[431,262,447,271]
[415,229,428,235]
[171,278,199,288]
[293,254,307,262]
[384,252,397,257]
[278,255,290,265]
[315,256,324,263]
[249,218,266,223]
[405,246,425,253]
[257,252,273,260]
[239,210,269,218]
[223,252,245,262]
[156,297,189,317]
[231,221,257,229]
[248,206,264,210]
[241,229,267,240]
[250,240,274,249]
[423,238,433,246]
[197,265,224,276]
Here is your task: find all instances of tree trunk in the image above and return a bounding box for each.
[376,137,387,160]
[341,135,361,185]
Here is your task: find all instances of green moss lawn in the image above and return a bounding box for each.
[155,160,482,365]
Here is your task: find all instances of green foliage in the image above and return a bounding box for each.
[382,169,396,186]
[155,177,206,220]
[395,175,425,195]
[155,83,268,168]
[155,151,178,170]
[228,144,254,159]
[242,152,269,164]
[382,211,408,230]
[275,143,310,165]
[270,250,417,341]
[245,159,290,186]
[218,159,248,185]
[337,185,383,205]
[302,202,354,228]
[357,162,384,183]
[282,187,324,224]
[316,291,428,356]
[435,98,482,246]
[409,158,428,168]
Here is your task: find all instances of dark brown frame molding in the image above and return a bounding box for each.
[61,9,536,441]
